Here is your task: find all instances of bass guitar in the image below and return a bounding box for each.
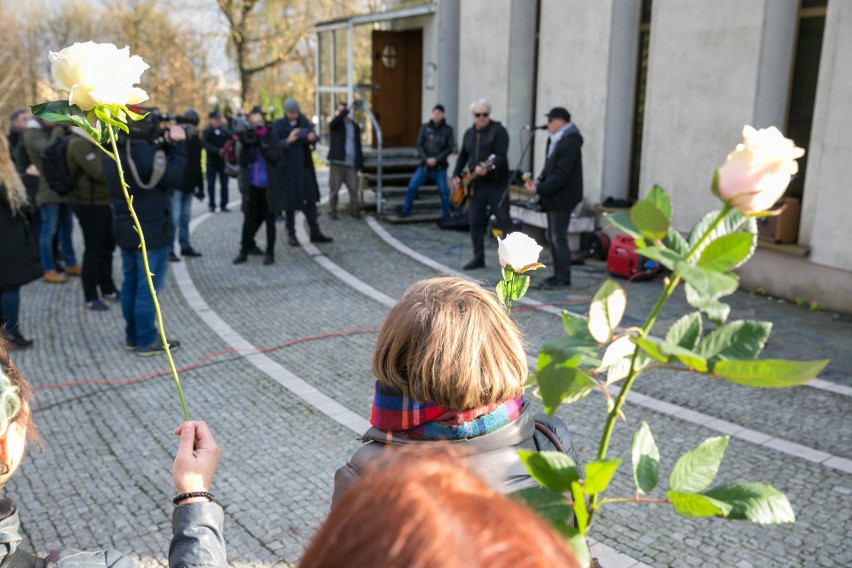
[451,154,497,208]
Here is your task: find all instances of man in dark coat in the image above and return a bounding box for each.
[202,110,231,212]
[327,101,364,219]
[273,98,332,246]
[452,98,511,270]
[103,124,187,356]
[171,109,204,261]
[525,107,584,288]
[233,108,285,265]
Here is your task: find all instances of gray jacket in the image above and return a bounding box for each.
[332,404,578,507]
[0,498,226,567]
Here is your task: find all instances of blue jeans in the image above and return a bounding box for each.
[206,165,229,211]
[39,203,77,271]
[402,166,450,218]
[0,288,21,335]
[120,245,170,348]
[171,191,193,250]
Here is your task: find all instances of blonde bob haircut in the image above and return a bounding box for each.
[372,277,527,410]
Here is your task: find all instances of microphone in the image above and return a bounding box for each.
[523,124,548,131]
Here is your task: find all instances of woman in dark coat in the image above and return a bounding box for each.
[233,108,285,265]
[0,134,42,348]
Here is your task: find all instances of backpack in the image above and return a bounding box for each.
[40,134,83,196]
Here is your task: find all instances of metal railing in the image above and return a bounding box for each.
[354,83,383,214]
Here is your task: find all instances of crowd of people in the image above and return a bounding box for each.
[0,275,586,566]
[0,95,591,564]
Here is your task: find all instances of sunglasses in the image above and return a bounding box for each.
[474,112,490,118]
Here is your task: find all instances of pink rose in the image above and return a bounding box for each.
[717,126,804,214]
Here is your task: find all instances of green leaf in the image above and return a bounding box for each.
[588,280,627,343]
[635,245,683,271]
[633,337,668,363]
[570,481,589,534]
[703,482,796,524]
[538,336,599,370]
[669,436,729,494]
[606,351,653,386]
[697,232,757,271]
[121,105,148,122]
[523,373,538,388]
[518,450,579,493]
[711,168,720,197]
[495,281,506,305]
[688,209,757,261]
[645,185,672,221]
[630,200,669,241]
[675,262,738,300]
[30,100,88,126]
[566,529,592,567]
[606,211,643,239]
[713,359,829,387]
[508,274,530,301]
[685,283,731,325]
[631,422,659,495]
[535,364,597,415]
[695,320,772,367]
[662,227,690,258]
[599,336,635,371]
[665,313,703,350]
[667,491,732,518]
[584,459,622,495]
[512,487,573,535]
[561,311,596,343]
[661,343,709,372]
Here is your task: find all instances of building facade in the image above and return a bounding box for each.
[315,0,851,313]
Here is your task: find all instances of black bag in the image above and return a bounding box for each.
[40,134,82,196]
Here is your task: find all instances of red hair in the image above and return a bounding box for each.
[300,447,580,568]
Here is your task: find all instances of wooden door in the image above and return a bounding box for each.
[371,29,422,147]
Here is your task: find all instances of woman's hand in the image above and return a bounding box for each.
[172,421,220,502]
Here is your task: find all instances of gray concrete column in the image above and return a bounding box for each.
[506,0,538,170]
[436,0,460,132]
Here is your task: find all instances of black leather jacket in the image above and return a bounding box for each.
[415,119,454,169]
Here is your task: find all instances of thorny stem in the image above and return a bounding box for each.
[588,205,733,521]
[107,124,190,421]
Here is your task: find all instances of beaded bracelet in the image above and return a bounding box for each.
[173,491,214,505]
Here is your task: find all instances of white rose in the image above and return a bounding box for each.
[49,42,149,111]
[498,232,543,273]
[717,125,804,214]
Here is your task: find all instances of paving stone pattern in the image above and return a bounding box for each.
[6,181,851,567]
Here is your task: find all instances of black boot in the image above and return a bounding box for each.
[463,257,485,270]
[263,252,275,265]
[7,331,34,349]
[288,235,300,247]
[233,252,248,264]
[310,232,333,243]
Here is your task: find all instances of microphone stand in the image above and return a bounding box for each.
[498,126,537,214]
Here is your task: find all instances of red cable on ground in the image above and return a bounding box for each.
[33,298,596,394]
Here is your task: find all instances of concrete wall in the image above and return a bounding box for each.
[798,0,852,272]
[457,0,536,166]
[640,0,797,231]
[534,0,641,205]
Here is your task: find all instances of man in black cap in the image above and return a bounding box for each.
[524,107,584,288]
[401,104,454,219]
[170,109,204,261]
[202,110,232,212]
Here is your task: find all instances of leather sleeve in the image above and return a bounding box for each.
[435,126,454,164]
[169,502,227,568]
[332,463,361,509]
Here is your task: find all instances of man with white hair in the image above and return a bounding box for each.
[452,98,511,270]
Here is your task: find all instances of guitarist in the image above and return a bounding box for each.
[452,98,511,270]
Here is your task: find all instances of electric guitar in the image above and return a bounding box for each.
[451,154,497,208]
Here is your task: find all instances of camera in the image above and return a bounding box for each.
[241,130,259,145]
[125,107,173,145]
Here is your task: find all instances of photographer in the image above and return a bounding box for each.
[171,109,204,261]
[233,108,284,266]
[103,115,187,357]
[273,98,332,246]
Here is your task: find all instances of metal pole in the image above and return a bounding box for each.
[355,84,383,214]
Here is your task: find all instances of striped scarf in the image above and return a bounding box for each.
[370,381,524,440]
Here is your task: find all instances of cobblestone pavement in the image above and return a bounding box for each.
[6,176,851,567]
